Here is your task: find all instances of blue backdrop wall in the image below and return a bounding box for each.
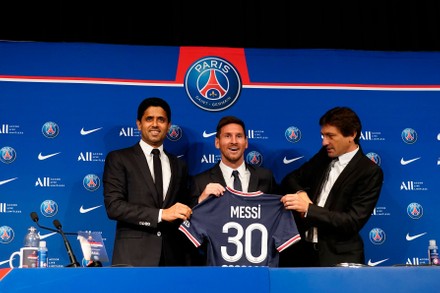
[0,42,439,267]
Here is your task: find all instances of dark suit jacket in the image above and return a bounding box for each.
[103,143,190,267]
[280,146,383,267]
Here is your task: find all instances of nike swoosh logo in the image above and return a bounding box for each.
[0,177,18,186]
[38,152,61,160]
[202,131,217,138]
[367,258,389,266]
[400,157,421,165]
[177,155,184,158]
[80,127,103,135]
[0,259,10,266]
[38,231,57,240]
[283,156,304,164]
[79,205,102,213]
[406,232,427,241]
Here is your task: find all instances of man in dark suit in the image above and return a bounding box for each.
[103,97,192,267]
[279,107,383,267]
[189,116,278,265]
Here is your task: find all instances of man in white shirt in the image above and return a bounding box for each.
[280,107,384,267]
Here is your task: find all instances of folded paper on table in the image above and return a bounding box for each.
[77,231,109,266]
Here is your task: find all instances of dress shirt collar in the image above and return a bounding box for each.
[139,140,164,157]
[337,146,359,166]
[219,160,246,177]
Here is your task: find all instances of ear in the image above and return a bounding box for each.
[350,131,357,142]
[136,120,141,131]
[215,137,220,149]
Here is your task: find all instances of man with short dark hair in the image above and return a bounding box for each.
[103,97,192,266]
[280,106,383,267]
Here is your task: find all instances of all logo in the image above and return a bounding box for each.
[184,56,242,111]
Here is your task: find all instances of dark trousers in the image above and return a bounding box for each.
[279,240,320,267]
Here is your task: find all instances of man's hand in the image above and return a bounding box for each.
[162,202,192,222]
[198,183,225,203]
[280,191,313,214]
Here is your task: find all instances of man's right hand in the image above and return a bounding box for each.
[198,183,225,203]
[162,202,192,222]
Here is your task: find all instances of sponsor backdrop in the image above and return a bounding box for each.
[0,42,439,268]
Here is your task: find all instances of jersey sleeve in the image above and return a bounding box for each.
[273,210,301,252]
[179,219,203,247]
[178,196,214,247]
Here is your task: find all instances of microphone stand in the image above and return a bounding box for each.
[53,219,80,268]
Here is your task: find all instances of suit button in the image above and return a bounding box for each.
[157,231,161,237]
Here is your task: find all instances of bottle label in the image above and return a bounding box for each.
[429,248,439,265]
[38,250,48,268]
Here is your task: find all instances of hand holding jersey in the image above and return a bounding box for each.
[281,191,313,215]
[198,183,226,203]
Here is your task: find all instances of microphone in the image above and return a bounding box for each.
[30,212,58,233]
[30,212,77,235]
[53,219,80,268]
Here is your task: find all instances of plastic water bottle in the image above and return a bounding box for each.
[428,239,439,265]
[24,226,40,248]
[23,226,40,268]
[38,241,48,268]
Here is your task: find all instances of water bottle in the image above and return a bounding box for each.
[428,239,439,265]
[23,226,40,268]
[38,241,48,268]
[24,226,40,248]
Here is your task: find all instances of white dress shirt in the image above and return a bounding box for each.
[219,161,250,192]
[308,147,359,243]
[139,140,171,222]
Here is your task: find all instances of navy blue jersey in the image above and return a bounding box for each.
[179,187,300,267]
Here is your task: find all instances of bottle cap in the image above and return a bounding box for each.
[429,239,436,246]
[39,240,46,248]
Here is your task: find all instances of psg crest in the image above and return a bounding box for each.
[184,56,242,112]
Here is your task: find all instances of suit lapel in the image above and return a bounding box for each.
[133,144,162,207]
[247,164,260,192]
[324,148,364,207]
[210,163,227,186]
[163,151,177,207]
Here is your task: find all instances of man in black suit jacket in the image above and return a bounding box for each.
[103,97,192,267]
[189,116,278,265]
[280,107,383,267]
